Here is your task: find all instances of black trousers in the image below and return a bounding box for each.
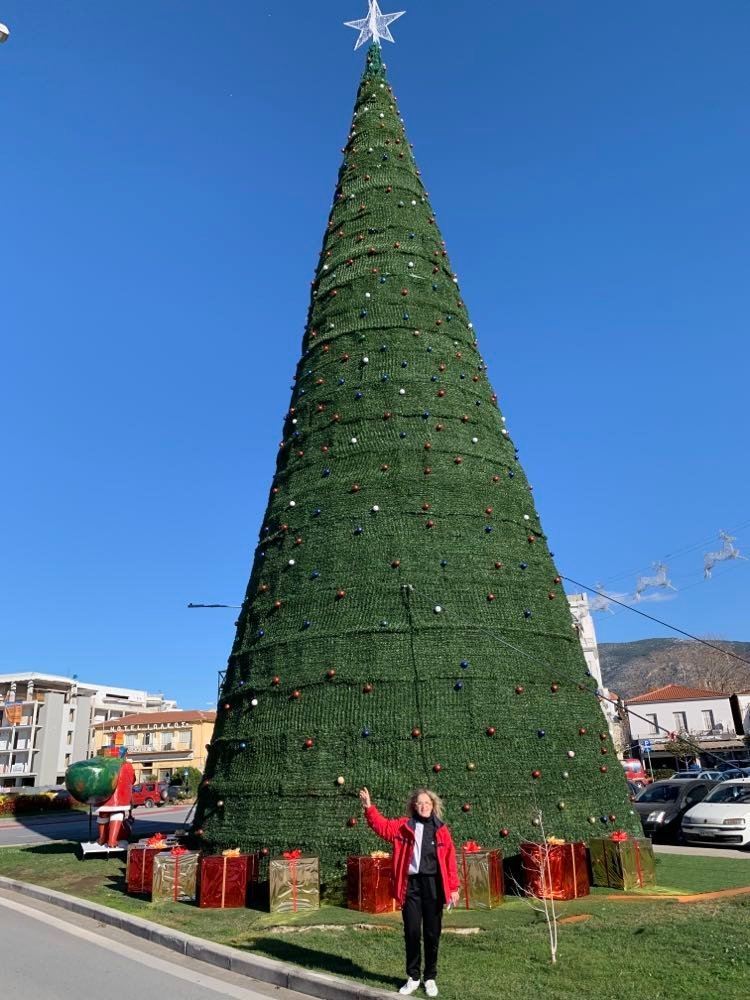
[403,874,444,981]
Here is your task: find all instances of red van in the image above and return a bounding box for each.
[620,758,651,787]
[130,781,168,808]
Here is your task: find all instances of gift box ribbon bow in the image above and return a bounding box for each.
[146,833,167,847]
[222,848,241,857]
[462,840,483,853]
[170,846,188,857]
[610,831,629,842]
[283,849,303,859]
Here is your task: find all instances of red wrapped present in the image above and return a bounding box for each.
[347,854,396,914]
[520,841,590,901]
[199,852,258,909]
[126,843,170,896]
[458,842,504,909]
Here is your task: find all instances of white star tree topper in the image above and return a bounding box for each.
[344,1,406,50]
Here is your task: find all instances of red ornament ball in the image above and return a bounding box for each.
[271,676,281,686]
[462,803,471,813]
[433,763,442,773]
[291,689,301,700]
[391,559,401,568]
[599,732,608,740]
[304,738,314,749]
[326,668,336,679]
[500,827,510,838]
[487,593,496,602]
[550,683,559,693]
[486,726,496,737]
[411,727,422,738]
[532,769,542,779]
[515,685,525,695]
[578,727,587,735]
[363,683,374,694]
[336,589,346,600]
[347,817,358,828]
[260,847,270,858]
[222,703,231,712]
[600,765,608,773]
[273,600,283,610]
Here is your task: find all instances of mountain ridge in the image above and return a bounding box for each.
[599,638,750,699]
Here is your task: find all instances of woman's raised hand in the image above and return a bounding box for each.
[359,787,371,809]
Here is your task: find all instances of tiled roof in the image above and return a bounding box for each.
[94,710,216,728]
[627,684,727,704]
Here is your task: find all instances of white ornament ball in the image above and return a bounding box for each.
[408,261,414,269]
[336,775,345,786]
[523,514,530,521]
[471,437,479,444]
[362,356,369,363]
[567,750,575,759]
[251,698,259,708]
[433,605,443,614]
[371,505,380,513]
[287,559,295,567]
[365,292,371,299]
[351,437,358,444]
[288,500,296,508]
[399,388,406,395]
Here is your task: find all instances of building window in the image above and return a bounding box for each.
[702,709,715,731]
[69,709,75,723]
[645,713,659,735]
[125,734,135,748]
[673,712,688,733]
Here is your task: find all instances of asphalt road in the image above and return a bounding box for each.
[0,804,194,848]
[0,890,309,1000]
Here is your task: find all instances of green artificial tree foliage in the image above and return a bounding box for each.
[194,44,642,877]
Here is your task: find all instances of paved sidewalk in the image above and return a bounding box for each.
[0,876,395,1000]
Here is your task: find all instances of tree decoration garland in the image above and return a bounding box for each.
[192,40,641,877]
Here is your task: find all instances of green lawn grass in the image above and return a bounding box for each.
[1,843,749,1000]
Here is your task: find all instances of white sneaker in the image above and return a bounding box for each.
[398,980,421,996]
[424,981,439,998]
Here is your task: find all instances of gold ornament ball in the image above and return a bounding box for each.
[467,762,477,771]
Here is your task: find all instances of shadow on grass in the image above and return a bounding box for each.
[242,938,400,990]
[21,841,79,856]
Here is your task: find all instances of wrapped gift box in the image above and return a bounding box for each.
[126,843,170,896]
[590,835,656,890]
[458,843,504,909]
[346,854,396,914]
[199,853,258,909]
[152,848,199,903]
[269,852,320,913]
[520,841,590,901]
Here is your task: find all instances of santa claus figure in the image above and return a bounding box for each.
[96,747,136,848]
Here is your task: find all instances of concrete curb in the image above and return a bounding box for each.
[0,876,395,1000]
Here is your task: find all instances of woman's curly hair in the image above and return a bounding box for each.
[406,788,444,820]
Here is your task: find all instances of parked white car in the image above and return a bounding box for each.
[681,779,750,848]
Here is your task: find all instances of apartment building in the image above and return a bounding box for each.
[93,710,216,782]
[0,672,177,789]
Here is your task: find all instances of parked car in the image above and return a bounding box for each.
[633,780,714,842]
[681,779,750,848]
[130,782,168,809]
[627,780,643,800]
[670,770,725,782]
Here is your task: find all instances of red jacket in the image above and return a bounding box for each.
[365,805,460,907]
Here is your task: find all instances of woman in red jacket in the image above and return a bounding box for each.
[360,786,460,998]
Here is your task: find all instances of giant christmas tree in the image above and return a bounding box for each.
[193,35,641,878]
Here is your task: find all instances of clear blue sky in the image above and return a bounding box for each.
[2,1,748,708]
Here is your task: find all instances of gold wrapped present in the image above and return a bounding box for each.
[269,851,320,913]
[151,847,199,903]
[458,842,504,909]
[589,835,656,890]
